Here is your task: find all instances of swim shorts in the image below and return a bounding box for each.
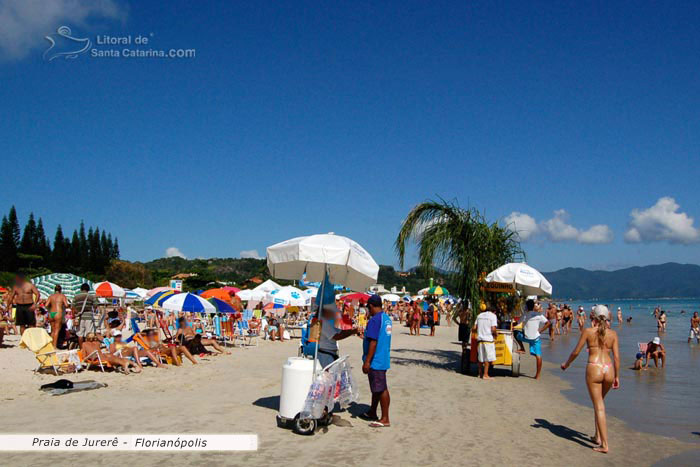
[515,331,541,357]
[477,341,496,362]
[368,369,387,393]
[14,304,36,327]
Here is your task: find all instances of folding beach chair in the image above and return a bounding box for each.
[20,328,81,376]
[235,320,259,347]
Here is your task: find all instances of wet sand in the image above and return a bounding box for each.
[0,324,695,466]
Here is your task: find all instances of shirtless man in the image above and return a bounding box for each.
[175,317,230,354]
[546,304,557,341]
[561,306,573,335]
[45,285,69,348]
[688,312,700,344]
[4,273,40,334]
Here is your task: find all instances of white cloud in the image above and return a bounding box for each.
[577,224,614,244]
[504,209,613,244]
[0,0,125,60]
[240,249,262,259]
[504,212,539,241]
[624,197,700,244]
[165,247,186,259]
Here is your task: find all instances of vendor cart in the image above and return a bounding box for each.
[266,233,379,436]
[469,327,520,376]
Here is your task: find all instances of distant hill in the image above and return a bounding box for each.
[141,257,453,293]
[545,263,700,300]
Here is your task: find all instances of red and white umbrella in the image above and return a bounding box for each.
[94,281,126,298]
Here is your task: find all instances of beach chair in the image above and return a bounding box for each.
[78,348,112,372]
[20,328,81,376]
[235,320,259,347]
[131,332,181,365]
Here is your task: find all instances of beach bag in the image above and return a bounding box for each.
[308,318,321,343]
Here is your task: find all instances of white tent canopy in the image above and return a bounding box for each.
[485,262,552,297]
[266,233,379,292]
[253,279,281,294]
[236,289,266,302]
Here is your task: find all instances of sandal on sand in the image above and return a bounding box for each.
[369,421,390,428]
[358,413,378,421]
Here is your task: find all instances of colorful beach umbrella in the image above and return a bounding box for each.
[145,290,177,306]
[207,297,236,313]
[427,285,449,296]
[341,292,370,303]
[221,286,241,294]
[146,286,174,297]
[160,292,216,314]
[94,281,126,298]
[200,288,233,302]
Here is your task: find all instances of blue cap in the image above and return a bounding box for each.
[367,294,383,307]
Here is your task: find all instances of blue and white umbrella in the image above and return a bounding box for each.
[160,292,216,314]
[264,286,306,307]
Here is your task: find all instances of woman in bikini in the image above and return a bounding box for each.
[561,305,620,454]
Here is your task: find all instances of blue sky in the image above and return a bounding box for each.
[1,0,699,272]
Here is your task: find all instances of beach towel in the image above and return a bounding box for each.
[40,379,108,396]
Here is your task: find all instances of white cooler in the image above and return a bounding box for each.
[278,357,315,421]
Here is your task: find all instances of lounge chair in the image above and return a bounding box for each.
[235,320,259,347]
[20,328,81,375]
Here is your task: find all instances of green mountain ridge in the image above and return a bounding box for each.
[544,262,700,300]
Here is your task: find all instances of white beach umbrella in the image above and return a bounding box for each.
[264,286,306,307]
[132,287,149,298]
[266,233,379,292]
[485,262,553,297]
[381,293,401,303]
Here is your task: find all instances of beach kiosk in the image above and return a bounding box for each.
[470,263,553,377]
[266,233,379,435]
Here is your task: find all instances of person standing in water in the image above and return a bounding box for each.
[689,312,700,344]
[561,305,620,454]
[45,285,69,348]
[616,307,623,326]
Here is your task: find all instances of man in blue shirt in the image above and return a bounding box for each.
[360,294,392,427]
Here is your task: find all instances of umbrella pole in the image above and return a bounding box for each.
[311,266,327,378]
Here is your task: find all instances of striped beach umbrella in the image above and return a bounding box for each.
[160,292,216,314]
[207,297,236,313]
[31,273,93,300]
[146,286,174,297]
[94,281,126,298]
[145,290,177,306]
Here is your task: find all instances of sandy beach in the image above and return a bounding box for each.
[0,324,695,466]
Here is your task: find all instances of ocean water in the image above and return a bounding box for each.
[538,298,700,444]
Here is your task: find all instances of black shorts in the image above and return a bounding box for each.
[368,369,387,393]
[15,304,36,327]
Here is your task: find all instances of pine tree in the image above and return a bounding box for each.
[70,230,81,272]
[52,225,67,270]
[36,218,51,261]
[0,215,19,271]
[79,221,88,271]
[100,230,110,272]
[20,212,37,255]
[8,206,21,250]
[112,237,120,259]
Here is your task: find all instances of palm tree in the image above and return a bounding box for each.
[395,198,524,321]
